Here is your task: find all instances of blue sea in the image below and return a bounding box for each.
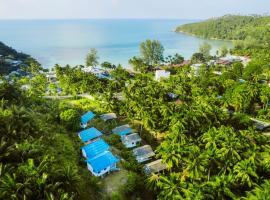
[0,19,232,68]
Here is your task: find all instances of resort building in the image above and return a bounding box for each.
[133,145,155,163]
[81,139,109,158]
[112,124,133,137]
[155,70,170,81]
[100,113,117,121]
[144,159,167,175]
[86,151,119,177]
[80,111,96,128]
[121,133,141,148]
[78,127,102,143]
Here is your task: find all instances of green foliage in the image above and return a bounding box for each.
[101,61,116,69]
[191,52,205,63]
[60,109,80,130]
[199,42,212,58]
[85,48,99,67]
[140,39,164,66]
[176,15,270,49]
[128,56,148,72]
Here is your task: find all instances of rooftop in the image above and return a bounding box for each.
[112,124,133,136]
[121,133,141,143]
[79,127,102,143]
[81,111,96,124]
[86,151,119,173]
[133,145,155,162]
[82,139,109,158]
[100,113,117,121]
[144,159,167,175]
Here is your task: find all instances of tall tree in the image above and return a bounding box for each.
[85,48,99,67]
[199,42,212,59]
[140,40,164,67]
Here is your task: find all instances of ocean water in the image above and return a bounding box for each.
[0,19,232,68]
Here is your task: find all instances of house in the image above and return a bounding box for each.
[78,127,102,143]
[86,151,119,177]
[112,124,133,137]
[46,72,57,82]
[100,113,117,121]
[121,133,141,148]
[81,139,109,158]
[133,145,155,163]
[155,70,170,81]
[80,111,96,128]
[144,159,167,175]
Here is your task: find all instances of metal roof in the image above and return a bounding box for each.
[86,151,119,173]
[133,145,155,161]
[121,133,141,143]
[144,159,167,175]
[100,113,117,121]
[81,111,96,124]
[82,139,109,158]
[112,124,133,136]
[79,127,102,143]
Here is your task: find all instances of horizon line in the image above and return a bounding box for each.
[0,17,202,21]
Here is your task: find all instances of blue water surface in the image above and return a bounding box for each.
[0,19,232,68]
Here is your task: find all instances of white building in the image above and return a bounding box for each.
[155,70,170,81]
[121,133,142,148]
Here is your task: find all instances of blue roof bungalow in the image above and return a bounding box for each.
[80,111,96,128]
[81,139,109,158]
[112,124,133,137]
[86,151,119,177]
[78,127,102,143]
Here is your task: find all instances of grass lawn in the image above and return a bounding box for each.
[102,168,129,195]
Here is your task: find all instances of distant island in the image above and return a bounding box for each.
[175,15,270,46]
[0,41,39,75]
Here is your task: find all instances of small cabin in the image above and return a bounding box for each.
[86,151,119,177]
[81,139,109,158]
[144,159,167,175]
[80,111,96,129]
[100,113,117,121]
[112,124,133,137]
[78,127,102,143]
[121,133,141,148]
[133,145,155,163]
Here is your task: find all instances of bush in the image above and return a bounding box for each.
[60,109,80,130]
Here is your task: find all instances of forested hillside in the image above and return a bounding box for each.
[0,42,39,74]
[176,15,270,48]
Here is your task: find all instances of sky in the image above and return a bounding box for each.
[0,0,269,19]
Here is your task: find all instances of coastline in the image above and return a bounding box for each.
[174,29,236,42]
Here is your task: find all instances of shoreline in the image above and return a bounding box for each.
[174,29,236,42]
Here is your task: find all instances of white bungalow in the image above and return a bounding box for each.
[86,151,119,177]
[121,133,142,148]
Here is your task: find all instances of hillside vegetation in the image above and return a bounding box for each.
[176,15,270,48]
